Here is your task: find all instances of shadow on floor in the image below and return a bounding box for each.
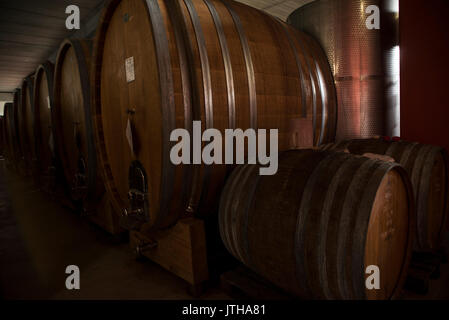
[0,160,229,300]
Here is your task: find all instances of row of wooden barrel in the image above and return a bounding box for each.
[2,0,338,229]
[220,140,449,299]
[1,0,448,300]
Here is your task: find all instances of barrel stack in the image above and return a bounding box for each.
[0,0,447,301]
[91,0,337,232]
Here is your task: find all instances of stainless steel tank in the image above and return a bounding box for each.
[288,0,399,141]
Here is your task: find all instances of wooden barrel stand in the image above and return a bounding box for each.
[129,217,209,295]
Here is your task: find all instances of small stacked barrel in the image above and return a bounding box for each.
[322,138,449,251]
[220,149,415,300]
[1,0,448,301]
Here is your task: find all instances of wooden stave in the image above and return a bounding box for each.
[327,139,449,251]
[53,38,104,205]
[91,0,337,230]
[219,150,415,300]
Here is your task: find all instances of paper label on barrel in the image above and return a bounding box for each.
[125,57,135,83]
[47,96,51,109]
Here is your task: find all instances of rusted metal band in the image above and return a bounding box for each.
[204,0,235,129]
[145,0,176,226]
[317,152,353,299]
[164,0,195,213]
[336,158,378,299]
[183,0,213,212]
[183,0,213,129]
[295,152,336,298]
[221,0,257,129]
[295,35,318,145]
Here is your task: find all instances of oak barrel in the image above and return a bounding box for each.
[2,103,14,164]
[33,62,57,180]
[18,76,35,174]
[219,150,415,300]
[11,90,23,168]
[54,38,104,205]
[323,138,449,251]
[0,116,4,157]
[92,0,337,229]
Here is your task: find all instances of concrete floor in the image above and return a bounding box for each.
[0,159,229,300]
[1,157,448,300]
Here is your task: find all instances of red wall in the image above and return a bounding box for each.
[400,0,449,151]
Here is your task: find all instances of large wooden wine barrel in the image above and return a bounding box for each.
[11,90,23,168]
[323,138,449,251]
[18,76,35,174]
[33,62,57,180]
[92,0,337,229]
[0,116,4,157]
[53,38,104,206]
[2,103,14,164]
[219,150,415,300]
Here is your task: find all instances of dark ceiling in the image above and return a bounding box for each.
[0,0,312,93]
[0,0,105,92]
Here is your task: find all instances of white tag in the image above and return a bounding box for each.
[125,57,135,83]
[47,96,51,109]
[126,118,134,155]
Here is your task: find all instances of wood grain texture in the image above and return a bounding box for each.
[219,150,415,300]
[53,38,123,235]
[327,139,449,251]
[130,217,209,285]
[91,0,337,231]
